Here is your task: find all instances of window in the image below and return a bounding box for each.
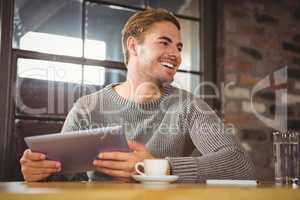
[148,0,200,18]
[18,58,83,84]
[20,32,106,59]
[13,0,202,114]
[13,0,82,52]
[85,2,135,62]
[16,59,82,117]
[11,0,202,180]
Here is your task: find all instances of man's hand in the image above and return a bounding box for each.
[20,149,61,182]
[93,140,154,180]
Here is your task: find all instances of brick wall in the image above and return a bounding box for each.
[217,0,300,181]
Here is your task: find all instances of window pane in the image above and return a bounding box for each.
[16,58,82,116]
[84,65,106,86]
[18,59,82,83]
[85,2,135,62]
[179,19,200,72]
[103,0,144,8]
[83,66,127,86]
[83,66,127,95]
[148,0,200,18]
[13,0,82,57]
[173,72,201,93]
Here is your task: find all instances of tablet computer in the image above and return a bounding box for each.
[24,126,129,173]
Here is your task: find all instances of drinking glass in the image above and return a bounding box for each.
[86,170,94,183]
[273,131,299,184]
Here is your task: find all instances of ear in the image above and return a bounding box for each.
[127,36,138,57]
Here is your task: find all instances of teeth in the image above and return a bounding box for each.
[160,62,174,69]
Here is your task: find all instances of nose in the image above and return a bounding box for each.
[169,45,181,64]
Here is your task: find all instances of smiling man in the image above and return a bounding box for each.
[20,8,255,183]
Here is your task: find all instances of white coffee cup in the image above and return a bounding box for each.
[135,159,169,176]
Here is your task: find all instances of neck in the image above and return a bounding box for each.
[113,74,167,104]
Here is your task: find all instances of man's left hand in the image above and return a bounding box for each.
[93,140,154,180]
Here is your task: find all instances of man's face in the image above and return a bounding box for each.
[134,21,182,85]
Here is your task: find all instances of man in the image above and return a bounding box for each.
[20,8,255,182]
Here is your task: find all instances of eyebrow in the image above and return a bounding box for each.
[158,36,183,49]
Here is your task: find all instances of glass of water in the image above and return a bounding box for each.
[86,171,94,183]
[273,131,299,184]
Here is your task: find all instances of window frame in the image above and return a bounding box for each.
[0,0,15,181]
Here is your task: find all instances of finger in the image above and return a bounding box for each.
[24,149,46,161]
[93,160,134,171]
[98,152,132,161]
[26,160,61,169]
[95,167,133,178]
[24,173,51,182]
[22,166,60,176]
[127,140,146,151]
[115,177,134,183]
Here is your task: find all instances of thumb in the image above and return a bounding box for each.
[127,140,146,151]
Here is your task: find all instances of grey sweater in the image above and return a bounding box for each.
[60,83,255,183]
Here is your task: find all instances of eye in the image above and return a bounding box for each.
[159,41,169,46]
[177,47,182,52]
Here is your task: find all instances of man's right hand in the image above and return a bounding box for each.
[20,149,61,182]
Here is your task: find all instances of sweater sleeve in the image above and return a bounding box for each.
[167,97,256,183]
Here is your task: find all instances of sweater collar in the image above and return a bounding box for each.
[103,83,172,110]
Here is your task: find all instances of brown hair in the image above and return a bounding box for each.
[121,8,180,65]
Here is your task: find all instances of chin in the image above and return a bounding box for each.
[155,77,174,86]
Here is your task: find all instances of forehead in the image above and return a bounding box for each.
[144,21,182,41]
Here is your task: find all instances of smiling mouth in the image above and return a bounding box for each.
[160,62,175,70]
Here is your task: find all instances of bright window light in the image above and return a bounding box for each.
[84,65,106,86]
[18,59,82,84]
[18,32,106,85]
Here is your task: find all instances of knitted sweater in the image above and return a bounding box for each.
[61,83,255,183]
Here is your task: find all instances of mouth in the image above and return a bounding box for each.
[160,61,176,70]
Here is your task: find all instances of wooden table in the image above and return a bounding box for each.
[0,181,299,200]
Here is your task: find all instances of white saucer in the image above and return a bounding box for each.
[132,175,178,184]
